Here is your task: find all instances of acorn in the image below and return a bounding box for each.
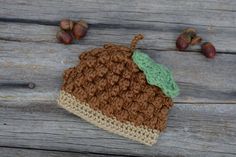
[176,33,191,51]
[56,30,73,44]
[60,19,74,31]
[201,42,216,58]
[72,20,88,40]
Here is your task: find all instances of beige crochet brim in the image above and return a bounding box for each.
[58,90,160,146]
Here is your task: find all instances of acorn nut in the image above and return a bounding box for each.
[72,20,88,40]
[201,42,216,58]
[56,30,73,44]
[176,34,191,51]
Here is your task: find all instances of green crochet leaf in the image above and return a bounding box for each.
[132,50,179,98]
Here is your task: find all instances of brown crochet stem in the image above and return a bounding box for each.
[130,34,144,52]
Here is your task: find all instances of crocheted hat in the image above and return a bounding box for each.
[58,34,179,146]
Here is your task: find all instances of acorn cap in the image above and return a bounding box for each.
[183,27,197,39]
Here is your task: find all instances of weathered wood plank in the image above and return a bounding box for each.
[0,0,235,156]
[0,40,235,103]
[1,0,236,28]
[1,101,236,157]
[0,147,114,157]
[0,22,235,53]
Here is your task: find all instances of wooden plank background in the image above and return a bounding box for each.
[0,0,236,156]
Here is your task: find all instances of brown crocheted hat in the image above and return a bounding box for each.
[58,34,179,145]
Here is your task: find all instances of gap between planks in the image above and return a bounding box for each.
[0,146,134,157]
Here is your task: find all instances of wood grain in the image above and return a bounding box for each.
[1,100,236,157]
[0,40,235,103]
[0,20,236,53]
[0,147,115,157]
[0,0,236,156]
[1,0,236,28]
